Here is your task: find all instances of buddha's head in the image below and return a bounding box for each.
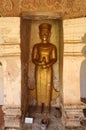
[39,23,52,43]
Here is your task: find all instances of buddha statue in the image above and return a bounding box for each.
[32,23,57,112]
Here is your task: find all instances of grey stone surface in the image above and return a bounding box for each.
[23,114,64,130]
[23,113,86,130]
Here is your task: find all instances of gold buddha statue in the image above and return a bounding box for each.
[32,23,57,112]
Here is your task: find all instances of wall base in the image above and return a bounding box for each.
[62,103,86,127]
[2,106,21,129]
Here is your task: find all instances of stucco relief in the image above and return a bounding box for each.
[3,0,13,11]
[0,0,86,18]
[73,0,86,14]
[20,0,65,12]
[21,0,41,11]
[65,0,86,18]
[0,1,4,16]
[66,0,74,8]
[46,0,65,10]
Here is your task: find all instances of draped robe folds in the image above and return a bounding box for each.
[32,43,57,106]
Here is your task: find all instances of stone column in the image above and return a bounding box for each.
[0,17,21,129]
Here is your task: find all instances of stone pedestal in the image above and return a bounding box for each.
[62,103,86,127]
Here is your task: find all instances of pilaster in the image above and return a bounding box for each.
[0,17,21,129]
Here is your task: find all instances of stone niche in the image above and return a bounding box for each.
[21,12,63,117]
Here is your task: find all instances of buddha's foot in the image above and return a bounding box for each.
[36,106,42,113]
[42,106,50,114]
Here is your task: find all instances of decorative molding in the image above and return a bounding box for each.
[0,44,20,57]
[64,52,83,57]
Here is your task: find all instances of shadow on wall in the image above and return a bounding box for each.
[0,62,4,127]
[0,62,4,105]
[80,33,86,104]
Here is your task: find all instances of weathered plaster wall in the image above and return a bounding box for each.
[0,18,21,128]
[0,17,21,127]
[63,17,86,104]
[0,17,21,107]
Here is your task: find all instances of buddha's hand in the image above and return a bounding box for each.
[42,64,47,69]
[41,57,46,64]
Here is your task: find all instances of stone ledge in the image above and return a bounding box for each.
[0,44,20,57]
[2,107,21,116]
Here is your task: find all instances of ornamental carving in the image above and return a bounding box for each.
[3,0,13,11]
[21,0,65,11]
[0,0,86,18]
[66,0,74,8]
[21,0,41,11]
[46,0,65,10]
[65,0,86,18]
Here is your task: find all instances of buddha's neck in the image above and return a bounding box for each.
[42,40,49,44]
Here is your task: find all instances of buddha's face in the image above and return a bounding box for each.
[39,29,51,43]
